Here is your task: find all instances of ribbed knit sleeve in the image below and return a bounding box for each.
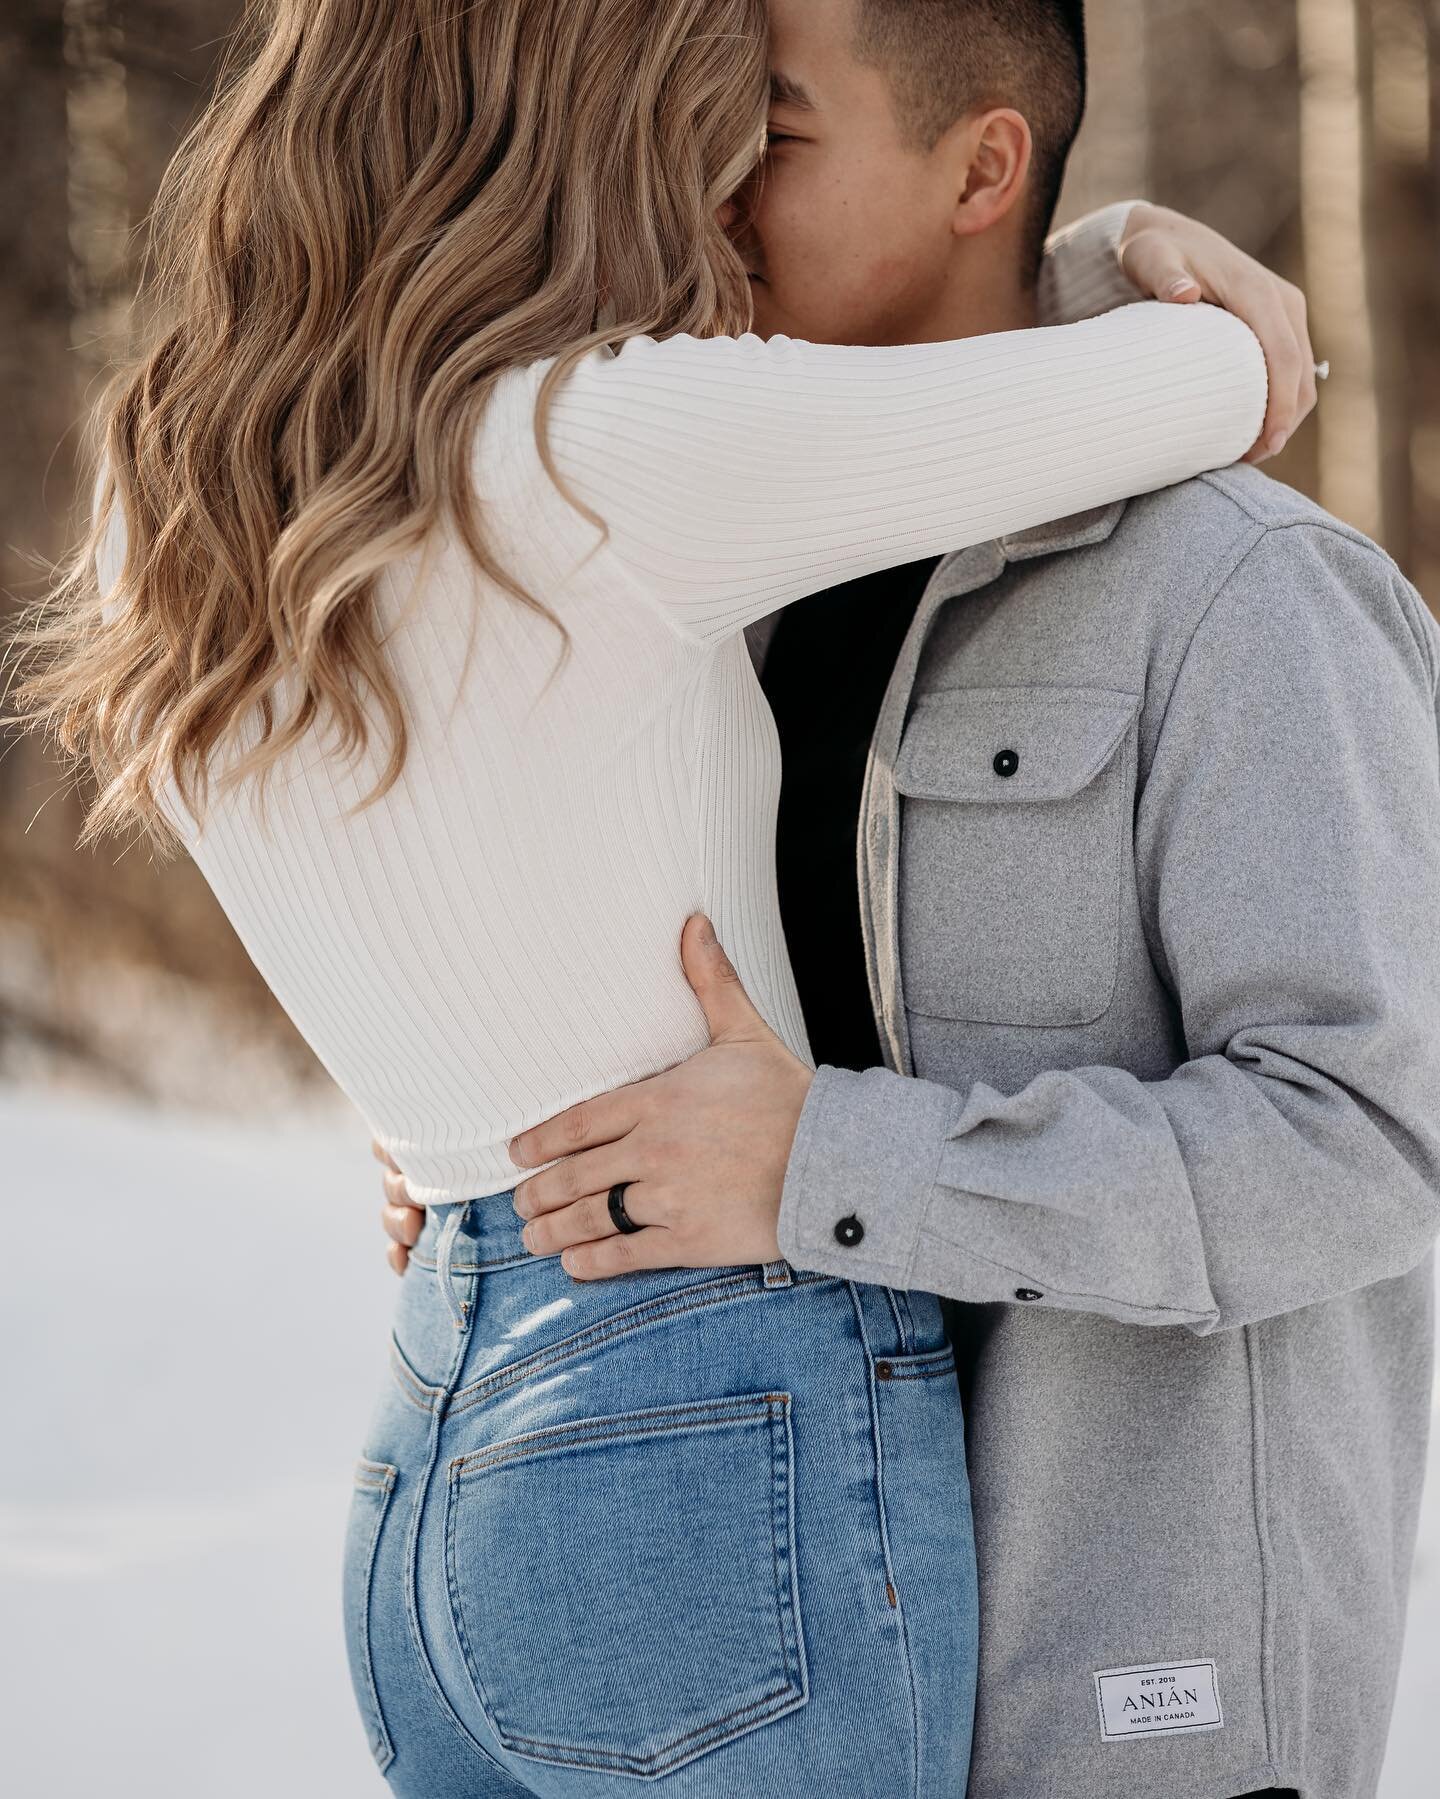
[545,299,1268,645]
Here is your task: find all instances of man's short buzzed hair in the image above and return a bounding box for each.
[853,0,1087,280]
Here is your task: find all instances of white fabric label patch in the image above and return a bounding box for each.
[1094,1660,1223,1741]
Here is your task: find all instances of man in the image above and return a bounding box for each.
[381,2,1437,1795]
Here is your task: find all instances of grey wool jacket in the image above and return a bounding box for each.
[763,464,1440,1799]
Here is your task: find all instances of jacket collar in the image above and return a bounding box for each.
[927,495,1130,596]
[998,494,1129,561]
[744,497,1130,678]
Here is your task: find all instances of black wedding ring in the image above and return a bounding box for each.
[608,1182,643,1234]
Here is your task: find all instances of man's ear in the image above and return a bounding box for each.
[948,107,1033,240]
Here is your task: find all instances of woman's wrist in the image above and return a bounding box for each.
[1107,201,1318,458]
[1037,199,1148,326]
[1117,202,1185,288]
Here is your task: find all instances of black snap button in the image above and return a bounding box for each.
[875,1361,893,1380]
[834,1213,865,1247]
[1014,1287,1043,1302]
[993,748,1019,778]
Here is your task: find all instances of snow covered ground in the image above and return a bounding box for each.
[2,1082,1436,1796]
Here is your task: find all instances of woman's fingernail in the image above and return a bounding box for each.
[1268,429,1289,455]
[1165,275,1196,298]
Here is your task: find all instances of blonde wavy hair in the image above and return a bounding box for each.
[12,0,768,848]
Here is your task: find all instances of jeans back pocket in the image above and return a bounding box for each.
[342,1457,399,1773]
[443,1391,807,1777]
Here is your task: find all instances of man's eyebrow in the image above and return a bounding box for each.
[768,70,817,111]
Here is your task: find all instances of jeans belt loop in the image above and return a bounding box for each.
[435,1200,472,1330]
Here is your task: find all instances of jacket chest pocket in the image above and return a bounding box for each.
[893,685,1139,1028]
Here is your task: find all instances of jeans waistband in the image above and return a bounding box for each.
[417,1187,797,1332]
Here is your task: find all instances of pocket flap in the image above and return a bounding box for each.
[893,686,1140,804]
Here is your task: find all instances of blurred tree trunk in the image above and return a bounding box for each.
[64,1,131,394]
[1369,0,1435,585]
[1416,0,1439,605]
[9,1,136,866]
[1,2,292,1084]
[1145,0,1301,254]
[1119,1,1314,491]
[0,3,71,815]
[1372,0,1432,163]
[1297,0,1388,542]
[1432,0,1440,211]
[1055,0,1150,222]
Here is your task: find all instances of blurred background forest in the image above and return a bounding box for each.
[1,0,1438,1110]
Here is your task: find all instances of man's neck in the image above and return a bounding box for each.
[894,269,1040,346]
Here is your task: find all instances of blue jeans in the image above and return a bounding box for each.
[342,1193,979,1795]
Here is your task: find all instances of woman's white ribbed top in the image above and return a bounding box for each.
[100,206,1268,1201]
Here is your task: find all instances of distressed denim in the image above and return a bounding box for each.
[341,1192,979,1795]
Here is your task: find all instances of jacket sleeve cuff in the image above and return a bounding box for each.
[1037,200,1142,326]
[776,1063,1221,1325]
[776,1064,958,1285]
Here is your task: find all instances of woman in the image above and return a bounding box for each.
[15,1,1315,1793]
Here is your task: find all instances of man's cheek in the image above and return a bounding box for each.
[776,223,855,311]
